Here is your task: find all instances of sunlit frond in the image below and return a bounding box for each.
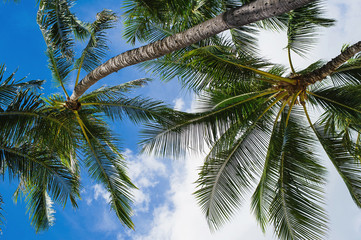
[37,0,89,59]
[313,122,361,207]
[75,111,135,229]
[269,109,328,240]
[79,78,152,102]
[286,0,335,57]
[75,10,117,75]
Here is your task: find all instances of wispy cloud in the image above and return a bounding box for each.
[124,149,168,213]
[173,98,185,111]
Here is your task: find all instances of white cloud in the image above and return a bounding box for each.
[130,152,275,240]
[124,149,168,213]
[93,184,111,203]
[94,208,119,232]
[117,233,125,240]
[173,98,185,111]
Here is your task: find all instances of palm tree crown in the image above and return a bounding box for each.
[1,0,172,231]
[141,1,361,239]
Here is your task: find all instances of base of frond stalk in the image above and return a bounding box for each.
[65,98,81,110]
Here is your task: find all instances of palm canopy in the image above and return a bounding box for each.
[141,1,361,239]
[0,65,81,232]
[0,0,174,231]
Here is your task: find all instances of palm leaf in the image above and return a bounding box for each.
[75,111,135,229]
[37,0,89,59]
[286,0,335,57]
[195,117,271,230]
[268,108,328,240]
[141,89,275,157]
[79,78,152,102]
[251,103,288,232]
[307,86,361,133]
[75,10,117,75]
[313,122,361,207]
[0,65,44,108]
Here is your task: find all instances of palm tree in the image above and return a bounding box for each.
[6,1,175,231]
[0,64,81,232]
[66,0,315,102]
[141,1,361,239]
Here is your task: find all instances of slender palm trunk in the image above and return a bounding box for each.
[69,0,315,101]
[301,41,361,84]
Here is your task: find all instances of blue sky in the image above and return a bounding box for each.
[0,1,361,239]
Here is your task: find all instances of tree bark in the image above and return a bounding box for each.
[69,0,315,101]
[301,41,361,84]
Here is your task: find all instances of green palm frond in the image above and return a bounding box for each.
[230,24,260,54]
[0,65,44,108]
[82,96,172,125]
[75,111,135,229]
[269,109,328,240]
[141,89,275,157]
[251,105,287,232]
[286,0,335,57]
[313,122,361,207]
[25,186,55,233]
[195,118,271,230]
[46,48,72,96]
[307,86,361,132]
[75,10,117,78]
[37,0,89,59]
[0,141,80,207]
[142,43,276,92]
[79,78,152,102]
[0,91,44,144]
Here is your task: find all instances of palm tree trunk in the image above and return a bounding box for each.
[69,0,315,101]
[301,41,361,84]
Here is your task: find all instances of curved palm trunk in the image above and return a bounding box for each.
[301,41,361,84]
[69,0,315,101]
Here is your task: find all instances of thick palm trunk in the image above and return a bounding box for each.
[69,0,315,101]
[301,41,361,84]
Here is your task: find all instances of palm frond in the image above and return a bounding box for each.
[141,89,274,157]
[195,118,271,230]
[37,0,89,59]
[81,94,172,125]
[307,86,361,132]
[0,141,80,206]
[0,91,44,144]
[251,105,287,232]
[142,43,275,92]
[313,122,361,207]
[286,0,335,57]
[268,108,328,240]
[75,10,117,75]
[0,65,44,108]
[229,24,259,54]
[23,184,55,232]
[79,78,152,102]
[46,47,72,95]
[75,111,135,229]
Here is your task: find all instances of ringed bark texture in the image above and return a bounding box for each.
[301,41,361,84]
[70,0,315,101]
